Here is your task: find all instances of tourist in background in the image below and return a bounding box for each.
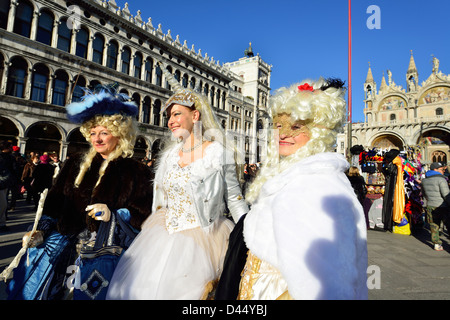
[421,162,450,251]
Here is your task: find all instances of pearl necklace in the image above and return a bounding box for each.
[181,139,204,153]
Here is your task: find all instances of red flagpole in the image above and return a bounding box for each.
[347,0,352,157]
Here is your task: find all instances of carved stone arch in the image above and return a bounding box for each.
[67,127,90,156]
[5,55,31,98]
[8,54,32,70]
[430,150,447,164]
[174,69,181,82]
[37,6,55,17]
[0,115,24,143]
[151,138,164,159]
[14,0,35,38]
[182,72,188,88]
[376,94,408,111]
[25,121,66,155]
[369,131,406,150]
[134,135,149,159]
[75,24,91,59]
[417,84,450,106]
[414,126,450,146]
[36,7,56,47]
[71,74,87,102]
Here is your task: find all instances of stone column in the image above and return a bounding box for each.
[30,10,39,41]
[87,34,94,61]
[47,73,55,103]
[18,137,28,155]
[116,46,123,73]
[24,67,33,100]
[60,141,69,161]
[6,0,18,32]
[0,61,11,95]
[51,19,59,47]
[102,41,109,66]
[70,28,77,55]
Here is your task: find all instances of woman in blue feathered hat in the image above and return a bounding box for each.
[6,83,153,300]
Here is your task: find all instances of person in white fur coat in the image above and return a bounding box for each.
[217,78,368,300]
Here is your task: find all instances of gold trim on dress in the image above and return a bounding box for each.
[237,250,262,300]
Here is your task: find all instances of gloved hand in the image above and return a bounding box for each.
[86,203,111,222]
[22,230,44,248]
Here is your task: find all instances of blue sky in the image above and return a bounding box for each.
[124,0,449,123]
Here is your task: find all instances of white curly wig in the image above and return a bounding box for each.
[245,77,347,203]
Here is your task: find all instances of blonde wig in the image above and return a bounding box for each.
[245,77,347,203]
[74,113,137,188]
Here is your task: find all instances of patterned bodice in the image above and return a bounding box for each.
[162,149,201,233]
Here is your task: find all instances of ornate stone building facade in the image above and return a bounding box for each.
[0,0,271,163]
[337,52,450,166]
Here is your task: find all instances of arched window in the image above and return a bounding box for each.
[436,107,443,116]
[71,75,86,102]
[52,70,68,106]
[210,87,215,106]
[0,0,10,30]
[13,0,33,37]
[145,59,153,83]
[132,93,141,121]
[30,64,49,103]
[153,99,161,126]
[174,70,181,83]
[163,112,168,127]
[390,114,396,121]
[142,96,151,124]
[182,74,188,88]
[216,89,221,108]
[89,80,101,91]
[155,64,162,87]
[0,54,4,90]
[75,27,89,59]
[36,10,54,45]
[121,46,131,74]
[57,18,71,52]
[190,77,195,89]
[134,52,142,79]
[6,57,28,98]
[432,151,447,164]
[106,41,118,70]
[92,34,104,64]
[165,66,172,90]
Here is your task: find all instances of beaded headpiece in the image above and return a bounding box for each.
[158,60,203,114]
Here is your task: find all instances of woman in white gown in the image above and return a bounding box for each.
[106,61,248,300]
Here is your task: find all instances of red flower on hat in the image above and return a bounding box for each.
[298,83,314,92]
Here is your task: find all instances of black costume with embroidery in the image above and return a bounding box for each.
[7,153,153,300]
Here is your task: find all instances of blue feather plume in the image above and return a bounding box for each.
[66,83,138,124]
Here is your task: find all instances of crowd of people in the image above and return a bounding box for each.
[0,143,63,232]
[344,151,449,251]
[0,70,444,301]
